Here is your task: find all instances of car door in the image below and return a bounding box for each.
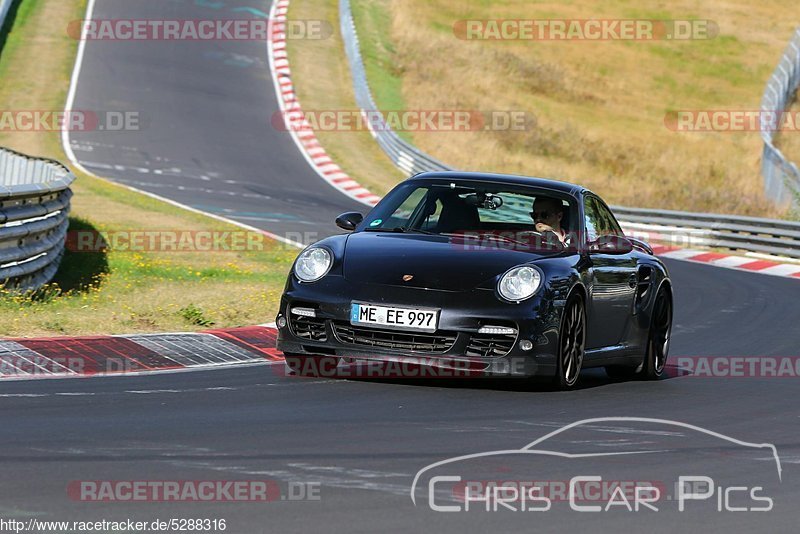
[583,195,638,349]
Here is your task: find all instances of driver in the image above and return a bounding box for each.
[530,197,570,246]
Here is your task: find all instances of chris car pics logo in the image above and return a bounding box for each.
[410,417,781,513]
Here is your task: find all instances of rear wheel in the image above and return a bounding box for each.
[605,285,672,380]
[554,295,586,390]
[284,353,340,377]
[642,285,672,379]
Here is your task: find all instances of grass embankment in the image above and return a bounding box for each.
[0,0,296,337]
[285,0,404,195]
[296,0,797,217]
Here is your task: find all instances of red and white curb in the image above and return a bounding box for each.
[649,243,800,279]
[267,0,381,208]
[0,326,283,381]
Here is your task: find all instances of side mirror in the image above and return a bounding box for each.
[335,211,363,231]
[588,235,634,255]
[627,237,653,255]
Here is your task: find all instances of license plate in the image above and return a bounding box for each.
[350,303,439,333]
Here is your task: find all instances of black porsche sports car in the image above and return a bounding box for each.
[276,171,672,388]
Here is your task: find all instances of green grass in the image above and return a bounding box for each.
[0,0,34,66]
[0,168,299,336]
[350,0,412,142]
[351,0,405,111]
[0,0,299,336]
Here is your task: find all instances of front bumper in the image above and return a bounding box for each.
[275,274,564,378]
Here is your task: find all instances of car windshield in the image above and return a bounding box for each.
[362,180,578,250]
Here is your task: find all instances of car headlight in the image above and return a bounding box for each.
[498,265,543,302]
[294,247,332,282]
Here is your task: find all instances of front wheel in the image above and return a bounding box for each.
[554,295,586,390]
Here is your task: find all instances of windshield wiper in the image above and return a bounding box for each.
[401,226,437,235]
[364,226,437,235]
[364,227,405,233]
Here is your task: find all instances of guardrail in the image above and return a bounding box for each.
[0,147,75,291]
[760,28,800,207]
[0,0,13,30]
[613,206,800,259]
[339,0,450,175]
[339,0,800,260]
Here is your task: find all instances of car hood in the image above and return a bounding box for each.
[343,232,560,291]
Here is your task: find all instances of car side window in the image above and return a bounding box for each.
[585,196,623,242]
[583,196,601,243]
[594,199,623,237]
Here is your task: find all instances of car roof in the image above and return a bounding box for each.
[407,171,587,196]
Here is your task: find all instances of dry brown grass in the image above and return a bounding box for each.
[296,0,796,217]
[385,0,799,216]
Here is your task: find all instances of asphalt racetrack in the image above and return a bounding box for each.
[4,0,798,532]
[66,0,363,240]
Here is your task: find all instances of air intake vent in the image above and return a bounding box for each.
[332,322,456,353]
[636,267,653,304]
[466,333,516,358]
[290,315,327,342]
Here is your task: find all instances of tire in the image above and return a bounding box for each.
[604,284,672,381]
[554,295,586,390]
[641,285,672,380]
[284,353,340,377]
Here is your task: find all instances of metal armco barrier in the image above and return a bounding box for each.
[0,147,75,291]
[0,0,13,30]
[339,0,451,175]
[613,206,800,259]
[760,28,800,207]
